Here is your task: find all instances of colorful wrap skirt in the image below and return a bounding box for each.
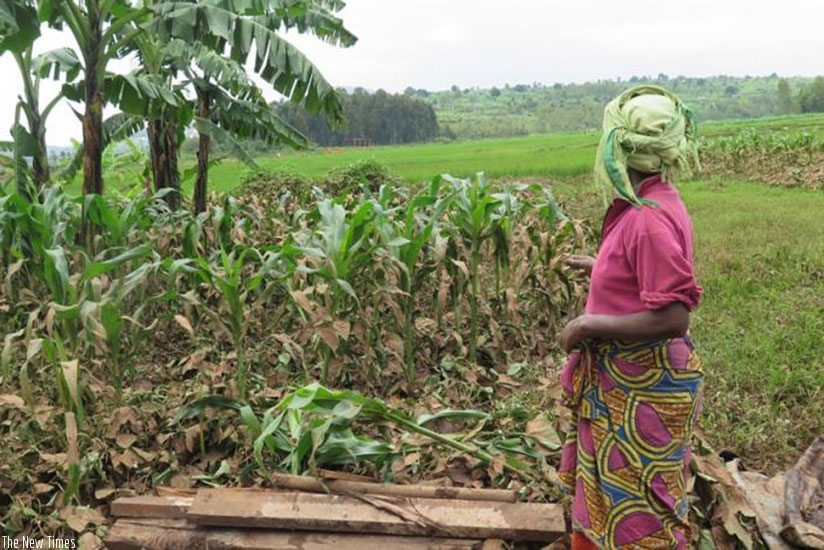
[558,338,703,549]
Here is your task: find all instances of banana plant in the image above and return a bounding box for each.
[147,0,357,213]
[0,0,61,191]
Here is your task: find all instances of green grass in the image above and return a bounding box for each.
[60,111,824,198]
[203,112,824,194]
[206,132,600,192]
[702,112,824,138]
[667,180,824,471]
[62,132,601,196]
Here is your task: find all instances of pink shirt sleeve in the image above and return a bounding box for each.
[626,208,702,311]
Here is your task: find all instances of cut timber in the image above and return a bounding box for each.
[271,473,517,503]
[111,495,194,519]
[106,518,481,550]
[188,489,565,542]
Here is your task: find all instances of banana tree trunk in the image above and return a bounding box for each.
[82,35,104,196]
[79,4,104,245]
[194,88,211,214]
[32,124,50,187]
[148,114,181,210]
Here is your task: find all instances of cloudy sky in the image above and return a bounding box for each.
[2,0,823,146]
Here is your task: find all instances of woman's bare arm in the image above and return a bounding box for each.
[560,302,689,352]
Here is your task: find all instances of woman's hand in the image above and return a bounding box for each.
[560,315,591,352]
[565,255,596,276]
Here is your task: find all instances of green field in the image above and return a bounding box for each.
[205,112,824,193]
[207,132,599,192]
[699,112,824,137]
[57,112,824,198]
[676,180,824,469]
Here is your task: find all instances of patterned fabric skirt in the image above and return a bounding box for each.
[558,338,703,549]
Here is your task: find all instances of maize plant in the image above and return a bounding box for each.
[375,177,451,383]
[444,173,510,364]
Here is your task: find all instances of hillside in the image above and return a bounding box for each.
[405,74,814,139]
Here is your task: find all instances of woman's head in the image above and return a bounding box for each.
[594,85,700,206]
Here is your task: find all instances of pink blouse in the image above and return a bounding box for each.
[585,176,702,316]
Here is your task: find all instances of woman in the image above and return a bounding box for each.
[558,85,703,549]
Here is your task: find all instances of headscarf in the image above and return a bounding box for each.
[594,85,700,207]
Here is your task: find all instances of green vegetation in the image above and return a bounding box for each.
[410,74,817,139]
[277,89,439,146]
[3,4,824,535]
[701,112,824,137]
[54,131,600,196]
[208,132,599,188]
[700,115,824,190]
[0,0,356,222]
[45,111,824,202]
[683,180,824,471]
[0,172,584,537]
[204,112,824,193]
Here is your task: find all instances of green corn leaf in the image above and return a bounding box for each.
[416,409,489,426]
[83,245,152,280]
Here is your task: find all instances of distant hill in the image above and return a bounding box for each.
[404,74,815,140]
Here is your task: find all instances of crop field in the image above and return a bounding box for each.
[7,0,824,545]
[701,111,824,137]
[4,113,824,544]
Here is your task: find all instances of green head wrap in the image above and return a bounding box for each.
[594,85,700,207]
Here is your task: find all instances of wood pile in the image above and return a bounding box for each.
[105,474,566,549]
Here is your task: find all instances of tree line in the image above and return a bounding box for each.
[277,89,439,147]
[778,77,824,115]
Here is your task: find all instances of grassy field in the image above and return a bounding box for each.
[204,112,824,193]
[57,112,824,198]
[701,111,824,137]
[680,180,824,469]
[206,132,599,192]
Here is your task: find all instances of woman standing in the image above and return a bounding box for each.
[559,85,703,549]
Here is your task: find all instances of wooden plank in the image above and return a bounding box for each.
[106,518,202,549]
[110,495,194,519]
[155,486,197,497]
[106,518,482,550]
[271,473,517,503]
[188,489,565,542]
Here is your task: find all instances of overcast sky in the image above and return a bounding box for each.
[2,0,823,146]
